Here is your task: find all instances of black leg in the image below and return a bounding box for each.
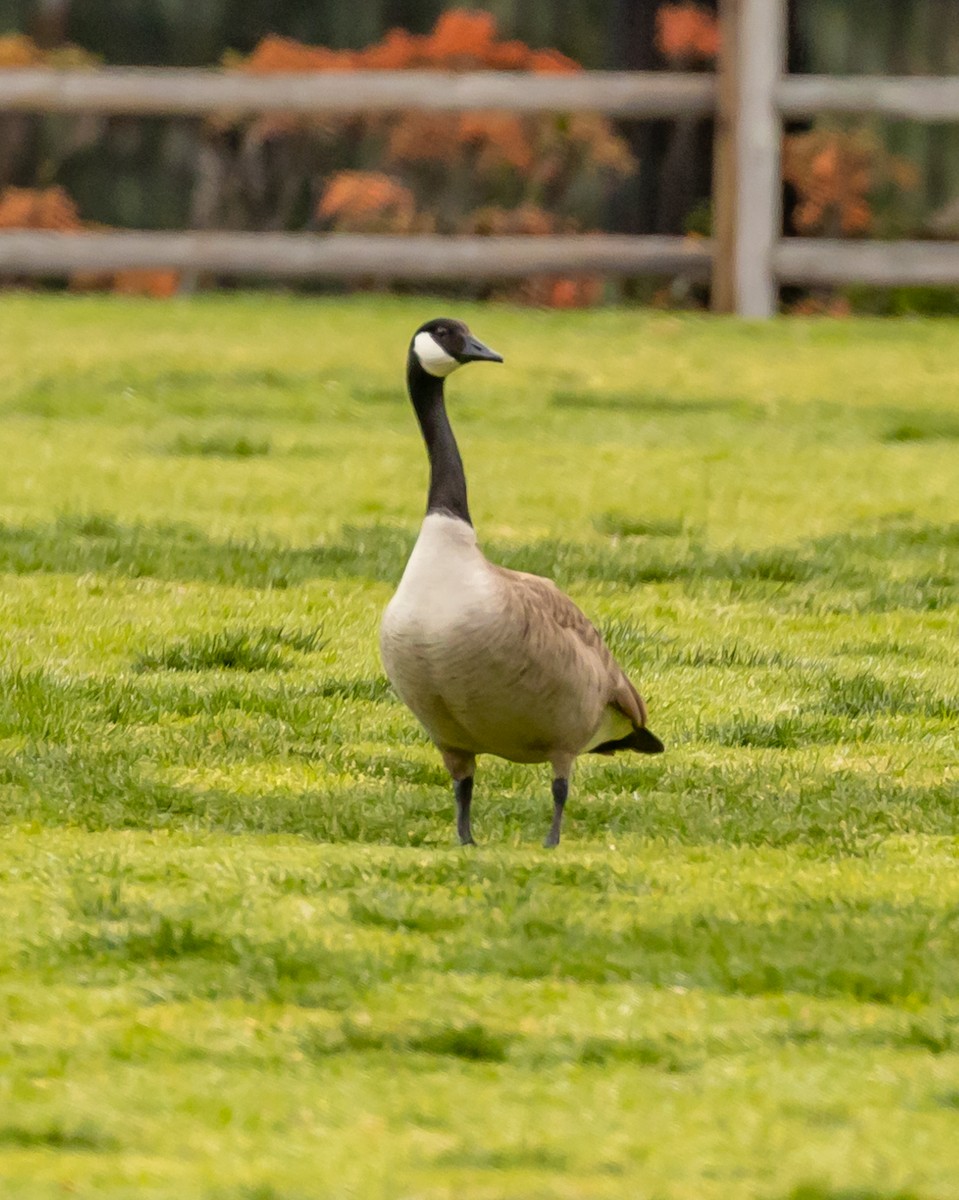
[544,777,568,848]
[454,776,475,845]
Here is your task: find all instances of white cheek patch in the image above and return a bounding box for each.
[413,331,461,378]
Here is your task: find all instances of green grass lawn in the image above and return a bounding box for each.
[1,293,957,1199]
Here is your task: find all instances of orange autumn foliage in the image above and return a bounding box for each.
[458,112,534,172]
[787,293,852,317]
[238,34,353,73]
[782,128,918,236]
[0,33,43,66]
[318,171,414,220]
[546,275,604,307]
[237,10,580,75]
[355,28,419,70]
[111,269,181,298]
[0,185,85,230]
[427,8,497,64]
[655,4,720,64]
[461,204,568,237]
[232,8,593,183]
[220,10,632,306]
[0,31,97,67]
[0,186,180,296]
[317,171,420,232]
[386,113,464,167]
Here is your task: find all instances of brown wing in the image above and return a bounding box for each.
[492,565,651,729]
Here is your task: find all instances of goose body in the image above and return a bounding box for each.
[382,513,646,763]
[380,318,663,846]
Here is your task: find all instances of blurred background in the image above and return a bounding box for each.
[1,0,958,308]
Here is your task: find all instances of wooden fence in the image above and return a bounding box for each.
[1,0,958,316]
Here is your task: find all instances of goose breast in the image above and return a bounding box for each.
[380,514,617,762]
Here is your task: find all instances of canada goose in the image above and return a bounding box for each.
[380,317,664,847]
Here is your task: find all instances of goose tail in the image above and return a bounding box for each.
[589,726,665,756]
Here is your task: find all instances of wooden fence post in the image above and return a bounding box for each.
[711,0,740,314]
[713,0,787,317]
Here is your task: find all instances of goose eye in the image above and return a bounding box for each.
[434,326,448,338]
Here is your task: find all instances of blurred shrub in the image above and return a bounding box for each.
[0,32,98,68]
[316,171,421,233]
[655,3,720,66]
[0,185,85,230]
[0,184,179,296]
[781,125,931,316]
[843,284,959,317]
[782,126,919,238]
[199,8,635,304]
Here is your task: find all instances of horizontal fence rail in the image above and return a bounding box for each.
[775,239,959,287]
[777,74,959,122]
[0,67,717,118]
[4,230,955,290]
[4,67,959,121]
[0,231,713,281]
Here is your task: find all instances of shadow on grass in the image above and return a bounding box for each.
[163,429,272,458]
[7,367,328,422]
[35,909,372,1009]
[782,1186,927,1200]
[302,1018,702,1073]
[32,854,959,1006]
[700,684,958,748]
[4,727,958,858]
[133,626,325,674]
[7,672,957,1011]
[433,1145,571,1171]
[334,1020,512,1063]
[2,515,956,610]
[550,388,759,418]
[0,1122,118,1152]
[3,664,957,852]
[881,412,959,443]
[0,665,393,744]
[454,903,959,1004]
[0,515,414,589]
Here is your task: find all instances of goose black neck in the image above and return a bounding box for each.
[406,356,471,526]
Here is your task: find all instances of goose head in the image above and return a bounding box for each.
[409,318,503,379]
